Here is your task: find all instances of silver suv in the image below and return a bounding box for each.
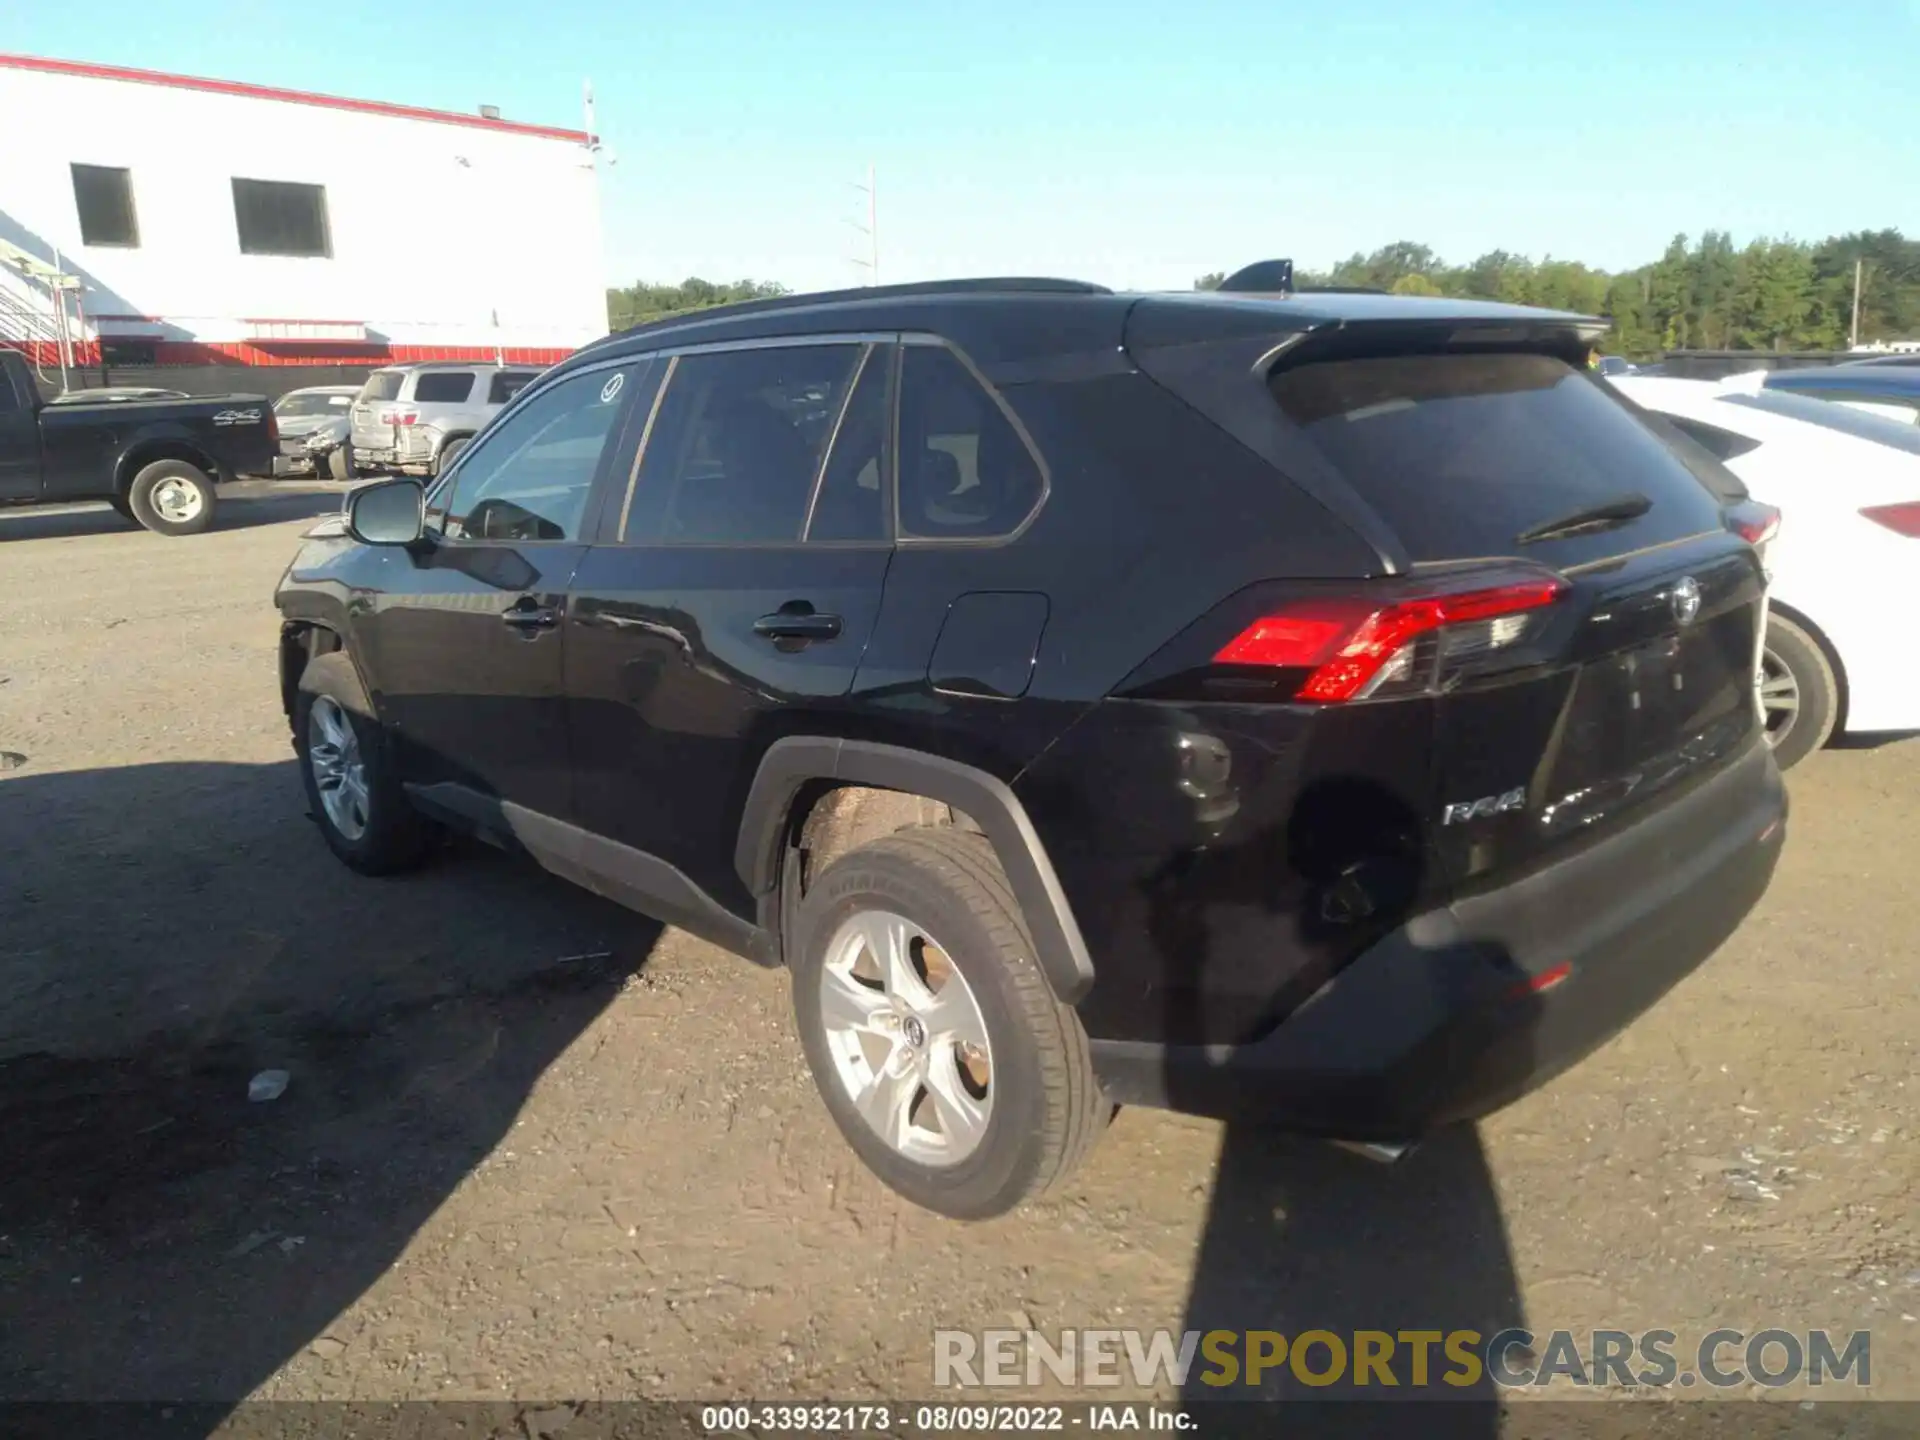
[349,362,541,477]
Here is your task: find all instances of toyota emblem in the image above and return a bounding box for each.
[1670,576,1702,627]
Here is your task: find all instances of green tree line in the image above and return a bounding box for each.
[1201,230,1920,356]
[611,229,1920,357]
[606,277,790,330]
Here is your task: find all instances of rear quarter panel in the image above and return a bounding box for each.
[1747,442,1920,733]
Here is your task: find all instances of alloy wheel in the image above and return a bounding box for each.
[817,909,995,1167]
[1758,647,1800,750]
[307,696,370,841]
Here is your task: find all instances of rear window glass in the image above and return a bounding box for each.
[359,371,403,403]
[412,371,475,404]
[1728,390,1920,454]
[1268,352,1726,563]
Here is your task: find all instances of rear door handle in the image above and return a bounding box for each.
[753,604,842,642]
[501,604,558,631]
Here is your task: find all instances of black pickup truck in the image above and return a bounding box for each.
[0,350,279,536]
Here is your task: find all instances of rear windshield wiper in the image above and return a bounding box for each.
[1516,491,1652,546]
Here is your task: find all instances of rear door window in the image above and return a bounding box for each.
[804,345,890,543]
[412,371,476,404]
[1268,352,1726,565]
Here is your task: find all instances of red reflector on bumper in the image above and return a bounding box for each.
[1510,960,1573,998]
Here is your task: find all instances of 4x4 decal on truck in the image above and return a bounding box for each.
[212,408,263,426]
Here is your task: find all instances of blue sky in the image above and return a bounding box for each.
[10,0,1917,293]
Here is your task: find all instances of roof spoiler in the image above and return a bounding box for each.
[1216,259,1387,296]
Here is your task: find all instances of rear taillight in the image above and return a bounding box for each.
[1733,503,1780,547]
[1214,571,1568,702]
[1861,502,1920,537]
[378,409,419,426]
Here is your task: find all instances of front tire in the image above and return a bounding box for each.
[108,494,135,521]
[1760,613,1840,771]
[294,652,432,874]
[790,828,1107,1220]
[126,459,217,536]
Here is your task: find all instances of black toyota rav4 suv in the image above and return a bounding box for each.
[275,273,1787,1219]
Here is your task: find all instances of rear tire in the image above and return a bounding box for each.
[294,652,433,875]
[789,827,1108,1220]
[327,444,354,482]
[435,437,469,477]
[1760,613,1839,771]
[126,459,216,536]
[108,494,135,521]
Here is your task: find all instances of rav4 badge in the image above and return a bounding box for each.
[1443,787,1527,825]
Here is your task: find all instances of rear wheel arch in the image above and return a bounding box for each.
[114,440,220,496]
[737,738,1094,1004]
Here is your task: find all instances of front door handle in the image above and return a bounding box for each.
[501,603,558,631]
[752,603,842,642]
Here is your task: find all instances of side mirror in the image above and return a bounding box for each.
[346,478,426,546]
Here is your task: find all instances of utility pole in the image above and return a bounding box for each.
[1849,258,1863,351]
[850,164,878,286]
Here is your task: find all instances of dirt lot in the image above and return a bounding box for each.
[1,490,1916,1421]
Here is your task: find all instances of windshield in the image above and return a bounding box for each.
[1722,390,1920,457]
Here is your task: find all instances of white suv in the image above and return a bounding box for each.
[348,363,541,477]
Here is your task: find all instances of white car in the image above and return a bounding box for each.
[1611,373,1920,768]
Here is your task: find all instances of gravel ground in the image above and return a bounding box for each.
[0,492,1915,1424]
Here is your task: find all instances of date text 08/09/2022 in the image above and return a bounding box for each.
[700,1404,1193,1432]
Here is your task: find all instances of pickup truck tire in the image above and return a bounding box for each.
[108,494,135,521]
[327,445,354,482]
[294,652,433,875]
[126,459,217,536]
[435,437,469,477]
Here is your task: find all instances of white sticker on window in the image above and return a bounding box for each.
[600,373,625,405]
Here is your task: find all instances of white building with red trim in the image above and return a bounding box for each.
[0,53,607,373]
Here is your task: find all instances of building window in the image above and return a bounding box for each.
[231,178,331,258]
[71,164,139,248]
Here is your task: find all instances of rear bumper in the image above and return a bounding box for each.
[351,444,433,476]
[1089,736,1787,1136]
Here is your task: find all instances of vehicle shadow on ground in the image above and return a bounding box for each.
[0,759,662,1412]
[0,489,345,543]
[1177,1130,1521,1435]
[1147,777,1533,1436]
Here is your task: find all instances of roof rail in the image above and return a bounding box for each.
[611,276,1111,340]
